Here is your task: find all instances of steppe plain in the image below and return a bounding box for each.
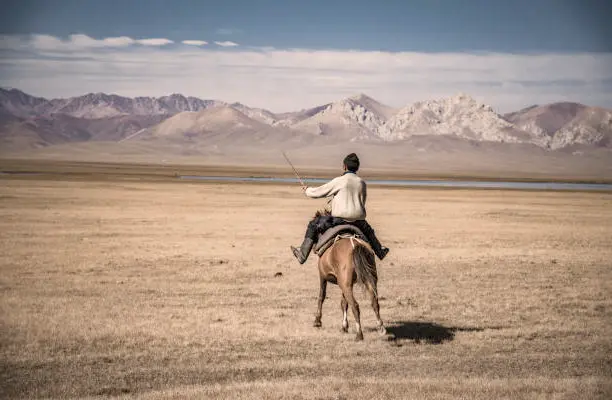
[1,161,611,399]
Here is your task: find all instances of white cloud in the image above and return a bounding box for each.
[135,38,174,46]
[182,40,208,46]
[70,34,135,47]
[214,41,239,47]
[31,34,66,50]
[15,34,173,50]
[100,36,135,47]
[1,34,611,113]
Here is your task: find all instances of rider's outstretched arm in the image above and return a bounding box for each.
[304,177,340,199]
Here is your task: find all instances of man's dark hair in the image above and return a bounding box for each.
[343,153,360,172]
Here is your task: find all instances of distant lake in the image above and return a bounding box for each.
[178,175,612,192]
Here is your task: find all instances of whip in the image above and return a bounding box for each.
[282,151,306,187]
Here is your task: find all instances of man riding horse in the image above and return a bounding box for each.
[291,153,390,264]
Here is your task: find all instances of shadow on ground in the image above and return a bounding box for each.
[384,321,485,344]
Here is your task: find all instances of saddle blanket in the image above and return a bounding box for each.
[313,224,367,256]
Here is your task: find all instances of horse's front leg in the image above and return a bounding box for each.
[314,276,327,328]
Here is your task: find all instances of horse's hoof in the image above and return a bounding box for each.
[355,332,364,341]
[340,326,348,333]
[313,319,322,328]
[378,326,387,335]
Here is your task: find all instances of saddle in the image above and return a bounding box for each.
[314,224,367,256]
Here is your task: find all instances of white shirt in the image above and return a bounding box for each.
[305,172,367,221]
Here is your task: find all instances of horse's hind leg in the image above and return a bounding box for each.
[368,284,386,335]
[313,277,327,328]
[341,285,363,341]
[340,294,349,333]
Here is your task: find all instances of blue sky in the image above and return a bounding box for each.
[1,0,611,112]
[2,0,611,52]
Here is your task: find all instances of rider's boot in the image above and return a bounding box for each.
[291,238,315,264]
[359,224,389,260]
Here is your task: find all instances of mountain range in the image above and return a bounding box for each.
[1,87,611,178]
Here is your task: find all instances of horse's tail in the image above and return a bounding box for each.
[352,242,378,297]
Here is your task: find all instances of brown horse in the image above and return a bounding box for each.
[312,213,386,340]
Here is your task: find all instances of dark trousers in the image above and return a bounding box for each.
[304,215,384,253]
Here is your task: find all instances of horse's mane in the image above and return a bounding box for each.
[312,209,331,220]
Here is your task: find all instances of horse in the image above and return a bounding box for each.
[311,211,386,341]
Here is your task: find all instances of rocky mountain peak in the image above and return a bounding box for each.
[378,95,515,142]
[348,93,376,103]
[1,88,50,117]
[2,88,610,151]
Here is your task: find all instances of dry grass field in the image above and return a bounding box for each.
[1,170,611,399]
